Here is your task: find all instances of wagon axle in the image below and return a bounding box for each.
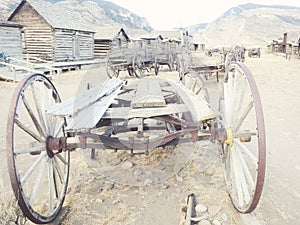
[46,136,67,157]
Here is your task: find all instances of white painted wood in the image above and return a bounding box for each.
[131,78,166,108]
[103,104,189,119]
[167,80,216,122]
[46,78,123,117]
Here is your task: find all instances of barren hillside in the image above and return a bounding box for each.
[193,4,300,48]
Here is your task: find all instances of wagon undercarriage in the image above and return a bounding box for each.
[6,61,266,224]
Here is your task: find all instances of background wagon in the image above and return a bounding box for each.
[248,48,261,58]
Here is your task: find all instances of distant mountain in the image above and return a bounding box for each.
[1,1,300,48]
[76,0,152,32]
[0,0,19,20]
[191,3,300,48]
[0,0,153,32]
[186,23,207,34]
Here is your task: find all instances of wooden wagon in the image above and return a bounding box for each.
[177,50,225,82]
[6,61,266,223]
[248,48,261,58]
[106,47,150,78]
[152,40,177,75]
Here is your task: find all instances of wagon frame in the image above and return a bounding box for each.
[6,61,266,224]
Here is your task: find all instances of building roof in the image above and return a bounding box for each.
[0,20,23,28]
[94,27,130,40]
[150,29,192,40]
[8,0,94,32]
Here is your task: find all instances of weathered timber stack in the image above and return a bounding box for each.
[8,0,95,62]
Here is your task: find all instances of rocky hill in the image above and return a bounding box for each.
[0,0,152,34]
[192,3,300,48]
[1,1,300,48]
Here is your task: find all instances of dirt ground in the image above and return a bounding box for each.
[0,52,300,225]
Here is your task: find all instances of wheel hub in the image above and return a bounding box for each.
[46,136,67,158]
[224,128,233,147]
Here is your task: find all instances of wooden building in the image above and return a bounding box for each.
[0,21,23,59]
[150,29,193,51]
[8,0,95,62]
[94,28,130,59]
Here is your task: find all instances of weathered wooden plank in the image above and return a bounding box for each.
[131,78,166,108]
[67,86,122,130]
[103,104,189,119]
[46,78,123,117]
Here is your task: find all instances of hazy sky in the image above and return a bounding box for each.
[109,0,300,30]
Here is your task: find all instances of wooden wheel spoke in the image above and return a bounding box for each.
[231,79,248,124]
[235,143,255,188]
[48,159,55,211]
[47,115,58,137]
[235,140,258,165]
[21,153,46,186]
[53,157,64,184]
[234,130,257,139]
[31,83,49,135]
[232,145,253,205]
[22,95,46,138]
[53,120,65,138]
[15,118,43,142]
[29,156,48,206]
[231,147,244,206]
[56,153,68,165]
[233,101,253,133]
[15,145,46,155]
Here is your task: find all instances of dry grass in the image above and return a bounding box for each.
[0,150,24,225]
[0,179,22,224]
[100,204,129,225]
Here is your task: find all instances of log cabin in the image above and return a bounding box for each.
[0,21,23,59]
[8,0,95,62]
[94,27,130,59]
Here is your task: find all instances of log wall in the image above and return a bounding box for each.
[54,30,94,61]
[94,39,111,59]
[9,1,94,62]
[0,26,23,59]
[8,1,54,61]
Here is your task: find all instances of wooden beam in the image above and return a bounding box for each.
[131,78,166,108]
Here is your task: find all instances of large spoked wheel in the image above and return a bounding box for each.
[154,56,159,75]
[6,74,70,224]
[182,71,210,103]
[167,54,174,71]
[106,58,119,78]
[133,55,145,78]
[219,62,266,213]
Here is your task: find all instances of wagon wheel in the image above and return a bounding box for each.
[6,74,70,224]
[106,58,119,78]
[167,54,174,71]
[154,56,159,75]
[174,54,181,72]
[133,54,145,78]
[219,62,266,213]
[182,71,210,103]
